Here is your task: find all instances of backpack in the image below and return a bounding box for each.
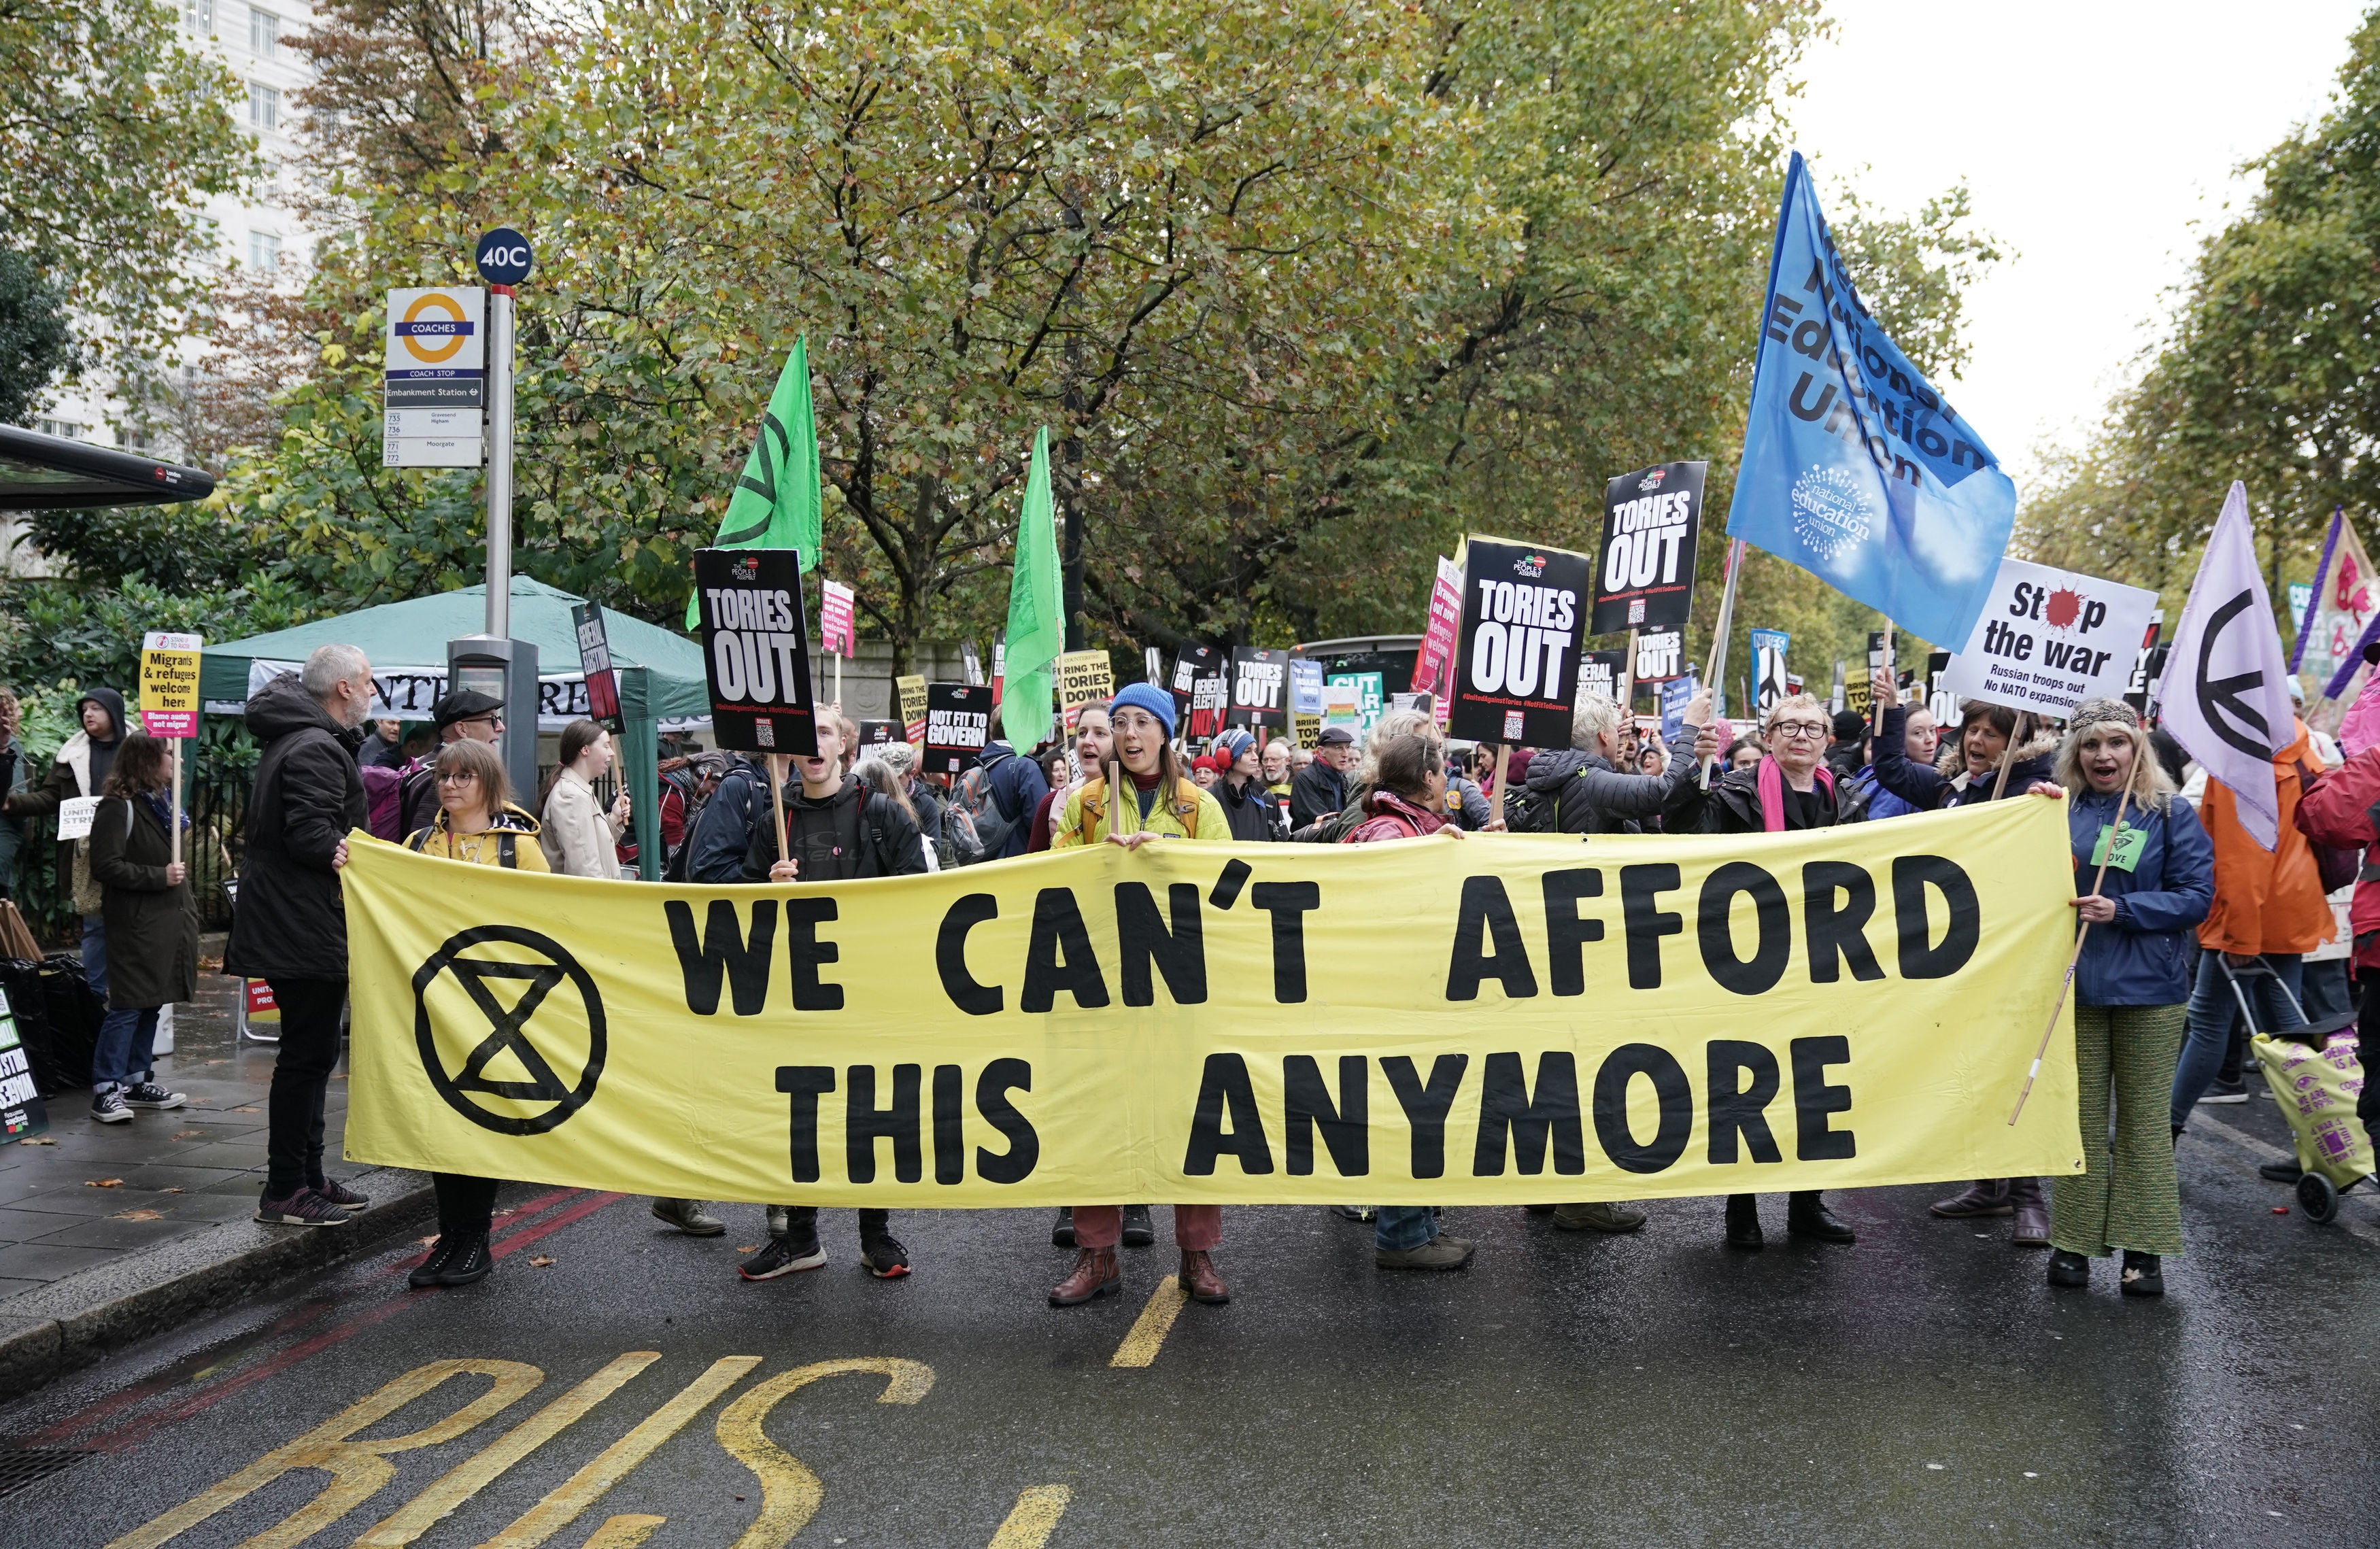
[362,764,405,842]
[658,767,711,880]
[947,766,1004,863]
[1503,786,1560,834]
[1072,776,1204,842]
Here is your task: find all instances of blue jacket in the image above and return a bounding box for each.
[976,742,1050,860]
[2068,787,2213,1007]
[684,756,769,884]
[1846,766,1919,821]
[1872,704,2056,812]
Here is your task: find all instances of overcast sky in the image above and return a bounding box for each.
[1788,1,2370,490]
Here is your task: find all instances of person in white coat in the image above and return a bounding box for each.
[540,719,632,879]
[541,718,724,1240]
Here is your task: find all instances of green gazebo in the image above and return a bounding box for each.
[200,578,709,880]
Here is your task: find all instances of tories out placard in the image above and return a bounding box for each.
[1449,537,1595,747]
[694,548,817,755]
[1229,647,1289,728]
[1592,461,1704,635]
[1941,558,2158,718]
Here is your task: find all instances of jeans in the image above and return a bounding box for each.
[2173,951,2304,1128]
[2302,957,2355,1026]
[434,1173,500,1237]
[1374,1206,1437,1253]
[80,914,106,999]
[265,977,346,1198]
[92,1006,160,1092]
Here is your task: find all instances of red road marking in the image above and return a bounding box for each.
[37,1190,626,1455]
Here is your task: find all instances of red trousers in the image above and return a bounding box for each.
[1072,1205,1221,1250]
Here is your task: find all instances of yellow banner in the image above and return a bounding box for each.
[342,798,2084,1205]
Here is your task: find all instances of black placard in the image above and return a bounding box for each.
[1591,460,1705,635]
[1171,644,1221,721]
[1229,647,1289,728]
[923,682,992,775]
[1448,537,1596,747]
[1576,647,1630,706]
[855,719,903,752]
[571,600,619,726]
[694,548,817,755]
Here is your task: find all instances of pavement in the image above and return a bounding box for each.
[0,1077,2375,1548]
[0,958,431,1397]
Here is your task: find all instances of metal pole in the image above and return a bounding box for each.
[485,285,515,639]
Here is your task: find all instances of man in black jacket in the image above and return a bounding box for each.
[224,645,376,1228]
[1290,725,1354,828]
[1522,689,1702,836]
[395,689,505,837]
[737,710,928,1284]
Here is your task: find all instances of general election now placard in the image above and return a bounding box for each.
[342,800,2084,1206]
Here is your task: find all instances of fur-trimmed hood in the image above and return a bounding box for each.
[1937,725,2059,785]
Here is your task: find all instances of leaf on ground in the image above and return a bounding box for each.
[736,1245,759,1253]
[163,1187,184,1193]
[204,1059,226,1066]
[230,1106,258,1113]
[116,1209,164,1221]
[528,1255,556,1267]
[85,1178,124,1187]
[20,1136,56,1145]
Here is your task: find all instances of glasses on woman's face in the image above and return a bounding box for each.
[435,771,479,787]
[1770,719,1828,741]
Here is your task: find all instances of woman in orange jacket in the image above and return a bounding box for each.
[2170,715,2332,1132]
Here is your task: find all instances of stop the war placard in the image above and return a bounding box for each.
[1591,461,1704,635]
[1941,558,2158,717]
[923,683,992,775]
[1229,647,1289,728]
[694,548,817,756]
[1450,537,1595,747]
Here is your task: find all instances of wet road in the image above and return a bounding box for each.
[5,1097,2376,1549]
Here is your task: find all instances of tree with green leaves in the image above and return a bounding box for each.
[0,249,74,424]
[0,0,260,407]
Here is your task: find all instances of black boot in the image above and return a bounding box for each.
[1785,1190,1854,1244]
[2119,1250,2164,1298]
[2047,1248,2089,1288]
[1724,1194,1763,1250]
[1051,1206,1075,1247]
[436,1232,494,1287]
[1121,1204,1155,1248]
[407,1234,460,1289]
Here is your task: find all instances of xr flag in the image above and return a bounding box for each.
[2164,482,2294,849]
[1728,152,2018,648]
[1000,428,1063,751]
[685,337,821,627]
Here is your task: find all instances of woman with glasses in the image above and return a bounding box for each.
[1662,692,1867,1250]
[1867,674,2063,1245]
[340,738,545,1289]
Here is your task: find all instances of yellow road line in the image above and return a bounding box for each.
[479,1357,762,1549]
[985,1486,1072,1548]
[357,1352,660,1547]
[1109,1279,1186,1369]
[715,1358,936,1549]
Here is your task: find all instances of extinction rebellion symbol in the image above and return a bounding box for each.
[413,925,607,1135]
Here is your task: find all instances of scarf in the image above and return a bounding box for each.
[1755,756,1833,834]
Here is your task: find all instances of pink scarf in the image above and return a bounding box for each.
[1755,755,1833,833]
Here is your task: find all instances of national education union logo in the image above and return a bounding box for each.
[412,925,607,1135]
[1788,463,1877,566]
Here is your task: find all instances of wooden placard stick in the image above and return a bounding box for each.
[766,753,790,875]
[1699,539,1745,789]
[1873,619,1894,743]
[1489,745,1508,828]
[2011,779,2135,1125]
[1989,711,2031,800]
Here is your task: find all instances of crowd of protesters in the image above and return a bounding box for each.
[20,638,2375,1316]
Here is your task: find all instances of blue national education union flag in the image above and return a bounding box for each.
[1727,152,2018,648]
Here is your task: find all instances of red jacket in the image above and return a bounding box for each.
[2295,744,2380,968]
[1341,789,1450,844]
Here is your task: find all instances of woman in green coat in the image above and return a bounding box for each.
[86,734,194,1124]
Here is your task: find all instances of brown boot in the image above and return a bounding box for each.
[2008,1176,2050,1247]
[1049,1246,1121,1306]
[1929,1179,2012,1218]
[1178,1249,1229,1304]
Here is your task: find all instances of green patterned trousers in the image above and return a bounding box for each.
[2051,1002,2187,1257]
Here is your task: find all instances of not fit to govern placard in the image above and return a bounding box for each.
[1941,558,2158,717]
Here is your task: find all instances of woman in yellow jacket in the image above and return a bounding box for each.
[337,736,545,1289]
[1047,682,1232,1310]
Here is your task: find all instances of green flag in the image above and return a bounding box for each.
[1000,427,1063,749]
[685,336,821,626]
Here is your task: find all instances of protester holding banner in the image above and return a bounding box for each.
[1028,703,1110,854]
[378,737,547,1286]
[395,688,507,838]
[745,709,926,1283]
[2169,709,2329,1131]
[1048,682,1230,1308]
[539,719,632,881]
[2043,700,2213,1297]
[224,649,376,1230]
[1519,690,1701,836]
[84,734,193,1125]
[1667,692,1863,1249]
